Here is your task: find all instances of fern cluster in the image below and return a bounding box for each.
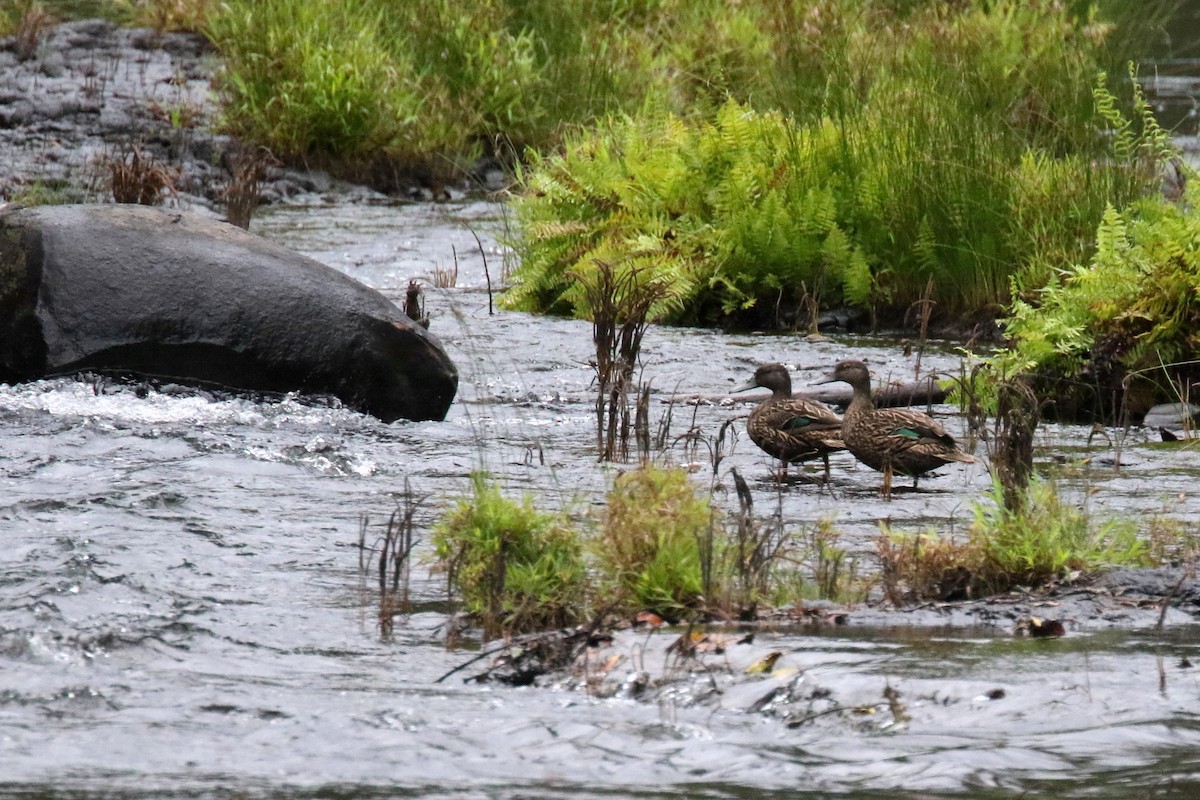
[504,2,1170,325]
[995,182,1200,419]
[506,105,877,324]
[980,72,1190,420]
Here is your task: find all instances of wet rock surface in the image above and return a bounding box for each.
[0,202,459,421]
[0,20,229,208]
[0,19,506,211]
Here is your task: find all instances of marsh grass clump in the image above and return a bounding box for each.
[723,469,788,618]
[596,464,714,619]
[221,145,276,229]
[125,0,215,33]
[105,144,176,205]
[10,1,55,60]
[359,484,420,639]
[879,476,1152,602]
[433,472,588,640]
[802,519,862,604]
[206,0,563,182]
[7,180,73,206]
[577,260,678,462]
[973,477,1149,587]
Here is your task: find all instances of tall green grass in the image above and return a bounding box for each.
[206,0,660,176]
[502,1,1174,324]
[202,0,1177,321]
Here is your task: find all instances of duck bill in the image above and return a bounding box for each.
[732,380,758,393]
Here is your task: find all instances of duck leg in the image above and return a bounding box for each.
[882,462,893,500]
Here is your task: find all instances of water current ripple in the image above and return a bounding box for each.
[1,199,1199,798]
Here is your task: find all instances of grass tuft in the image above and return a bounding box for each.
[879,476,1153,603]
[432,472,588,640]
[595,464,712,619]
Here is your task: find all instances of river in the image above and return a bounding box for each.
[2,197,1200,798]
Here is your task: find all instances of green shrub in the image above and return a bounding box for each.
[880,476,1152,601]
[503,3,1167,326]
[432,472,588,638]
[980,72,1191,420]
[972,476,1150,588]
[596,465,714,617]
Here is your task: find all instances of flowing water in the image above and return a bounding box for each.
[3,197,1200,799]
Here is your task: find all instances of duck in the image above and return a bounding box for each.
[734,363,845,482]
[816,359,975,497]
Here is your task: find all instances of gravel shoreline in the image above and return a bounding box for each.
[0,19,230,210]
[0,19,498,217]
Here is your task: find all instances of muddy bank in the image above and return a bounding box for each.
[461,566,1200,691]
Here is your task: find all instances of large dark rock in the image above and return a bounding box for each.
[0,203,457,422]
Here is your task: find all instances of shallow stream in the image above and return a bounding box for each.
[3,198,1200,798]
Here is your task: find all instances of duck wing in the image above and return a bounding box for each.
[749,399,845,461]
[881,409,975,464]
[772,399,843,435]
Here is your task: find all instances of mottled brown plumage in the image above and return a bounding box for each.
[818,359,975,497]
[735,363,845,482]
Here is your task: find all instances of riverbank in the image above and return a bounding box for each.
[0,19,498,216]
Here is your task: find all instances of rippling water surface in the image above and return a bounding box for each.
[3,199,1200,798]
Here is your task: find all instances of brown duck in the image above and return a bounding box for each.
[734,363,845,482]
[817,359,975,497]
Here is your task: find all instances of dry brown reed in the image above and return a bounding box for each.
[14,3,54,61]
[222,145,276,229]
[106,145,175,205]
[359,480,420,639]
[575,260,673,462]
